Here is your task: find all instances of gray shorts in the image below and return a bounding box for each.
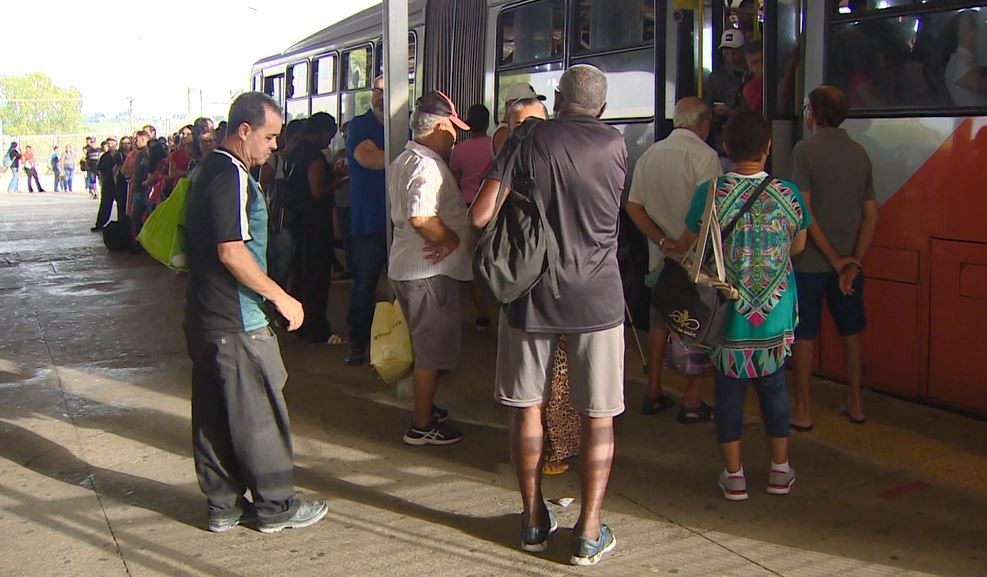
[494,315,625,417]
[392,276,461,371]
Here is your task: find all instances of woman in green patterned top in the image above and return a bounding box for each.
[670,111,809,501]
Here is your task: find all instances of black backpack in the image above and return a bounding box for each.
[473,118,560,304]
[102,215,132,252]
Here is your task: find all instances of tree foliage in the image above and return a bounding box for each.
[0,72,84,135]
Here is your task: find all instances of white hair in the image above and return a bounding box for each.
[411,111,445,140]
[672,97,712,130]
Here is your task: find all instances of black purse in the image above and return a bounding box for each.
[651,176,770,349]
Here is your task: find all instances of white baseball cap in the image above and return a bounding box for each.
[720,29,744,49]
[502,83,546,103]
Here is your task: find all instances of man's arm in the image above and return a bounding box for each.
[468,177,509,229]
[217,241,304,330]
[411,216,460,264]
[802,188,859,273]
[354,139,386,170]
[307,159,331,200]
[626,201,666,247]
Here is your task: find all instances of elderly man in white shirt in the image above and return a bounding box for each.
[626,96,722,422]
[388,91,474,446]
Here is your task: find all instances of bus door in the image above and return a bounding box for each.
[671,1,803,176]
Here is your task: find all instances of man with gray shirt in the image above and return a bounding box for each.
[471,64,624,566]
[789,86,879,429]
[388,91,474,446]
[627,97,721,422]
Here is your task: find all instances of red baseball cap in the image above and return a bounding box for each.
[417,91,470,131]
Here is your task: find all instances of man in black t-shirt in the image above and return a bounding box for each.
[83,137,102,199]
[283,112,339,343]
[471,65,624,566]
[184,92,326,533]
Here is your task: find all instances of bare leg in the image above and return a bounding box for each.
[510,406,547,526]
[768,436,789,466]
[575,416,615,540]
[790,340,814,427]
[681,376,703,408]
[843,334,865,420]
[720,440,742,473]
[412,367,439,429]
[647,327,669,399]
[470,282,490,321]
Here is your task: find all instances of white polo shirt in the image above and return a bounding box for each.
[628,128,722,270]
[387,141,474,282]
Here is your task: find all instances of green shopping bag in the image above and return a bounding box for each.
[137,177,190,271]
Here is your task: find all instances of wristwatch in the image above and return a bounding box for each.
[658,237,666,250]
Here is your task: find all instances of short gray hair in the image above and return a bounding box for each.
[228,92,282,134]
[557,64,607,116]
[672,97,712,130]
[411,111,445,140]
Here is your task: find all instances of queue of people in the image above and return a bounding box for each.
[38,42,870,568]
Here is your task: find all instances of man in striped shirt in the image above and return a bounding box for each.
[387,91,474,446]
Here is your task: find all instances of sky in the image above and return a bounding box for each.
[2,0,381,120]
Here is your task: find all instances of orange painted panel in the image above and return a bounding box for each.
[817,278,921,397]
[930,240,987,414]
[863,247,919,284]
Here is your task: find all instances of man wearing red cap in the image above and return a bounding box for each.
[387,91,474,445]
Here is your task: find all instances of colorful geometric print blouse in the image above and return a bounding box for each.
[685,172,810,378]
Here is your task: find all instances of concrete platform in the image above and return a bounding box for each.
[0,191,985,577]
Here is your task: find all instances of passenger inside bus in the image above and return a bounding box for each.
[944,10,987,106]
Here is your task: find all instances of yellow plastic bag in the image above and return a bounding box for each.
[370,301,414,384]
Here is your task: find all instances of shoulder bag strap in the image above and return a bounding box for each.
[517,124,560,299]
[691,179,718,283]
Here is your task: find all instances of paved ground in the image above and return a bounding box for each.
[1,191,985,577]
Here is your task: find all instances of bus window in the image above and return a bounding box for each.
[252,73,262,92]
[312,94,339,117]
[286,99,309,121]
[835,0,921,17]
[572,0,655,54]
[828,5,987,111]
[496,62,564,123]
[373,32,417,103]
[341,91,374,125]
[264,75,284,107]
[498,0,565,66]
[343,45,372,91]
[315,54,337,95]
[572,48,655,119]
[288,61,309,99]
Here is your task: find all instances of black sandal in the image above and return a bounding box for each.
[677,401,714,424]
[641,394,676,415]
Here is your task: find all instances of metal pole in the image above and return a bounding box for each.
[382,0,410,258]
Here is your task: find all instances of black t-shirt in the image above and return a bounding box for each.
[285,139,333,236]
[184,148,269,333]
[133,150,150,194]
[486,115,627,333]
[97,151,117,189]
[85,146,102,171]
[7,149,20,170]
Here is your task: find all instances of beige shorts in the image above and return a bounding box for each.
[494,315,625,417]
[392,276,461,371]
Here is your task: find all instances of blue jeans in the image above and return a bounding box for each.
[86,170,98,191]
[714,368,790,443]
[53,169,62,192]
[132,188,147,237]
[347,233,387,345]
[64,167,74,191]
[7,169,19,192]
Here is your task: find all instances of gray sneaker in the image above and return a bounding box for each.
[257,498,328,534]
[718,470,749,501]
[207,502,256,533]
[570,524,617,566]
[766,466,796,495]
[521,504,558,552]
